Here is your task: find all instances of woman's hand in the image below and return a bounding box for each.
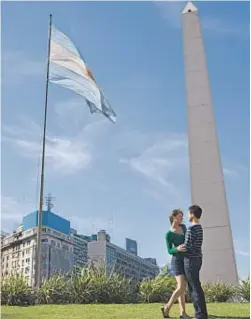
[177,244,186,252]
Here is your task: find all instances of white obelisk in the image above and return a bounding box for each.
[181,2,238,284]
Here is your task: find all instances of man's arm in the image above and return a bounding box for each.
[184,227,193,251]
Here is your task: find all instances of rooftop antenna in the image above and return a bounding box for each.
[92,219,95,234]
[108,213,114,240]
[45,193,55,212]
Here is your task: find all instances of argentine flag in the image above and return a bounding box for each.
[49,25,116,123]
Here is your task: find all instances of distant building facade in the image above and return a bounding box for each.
[70,228,88,269]
[144,258,157,265]
[2,214,159,286]
[126,238,138,256]
[88,230,159,282]
[1,211,74,287]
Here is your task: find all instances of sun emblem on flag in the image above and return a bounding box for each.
[84,66,96,83]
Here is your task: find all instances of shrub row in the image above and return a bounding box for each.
[1,265,249,306]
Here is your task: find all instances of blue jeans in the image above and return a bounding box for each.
[171,255,185,276]
[184,257,208,319]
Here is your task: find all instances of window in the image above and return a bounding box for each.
[51,240,56,246]
[62,245,69,251]
[27,241,31,246]
[22,251,25,257]
[26,258,30,264]
[41,238,48,243]
[26,249,30,255]
[6,256,9,261]
[25,267,30,274]
[53,230,60,237]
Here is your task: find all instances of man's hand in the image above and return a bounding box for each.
[177,244,186,252]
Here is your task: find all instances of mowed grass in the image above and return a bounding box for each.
[2,303,250,319]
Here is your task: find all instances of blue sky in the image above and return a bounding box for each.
[1,1,250,278]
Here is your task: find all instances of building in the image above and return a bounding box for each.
[181,2,238,284]
[126,238,138,256]
[1,231,8,247]
[144,258,157,265]
[82,231,110,243]
[1,210,74,287]
[88,230,159,282]
[70,228,88,269]
[2,215,159,285]
[2,225,39,287]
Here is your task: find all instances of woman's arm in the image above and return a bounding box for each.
[165,232,178,255]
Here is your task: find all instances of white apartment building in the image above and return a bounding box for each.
[1,223,74,287]
[88,230,159,282]
[1,226,37,286]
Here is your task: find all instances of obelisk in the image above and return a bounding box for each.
[181,2,238,284]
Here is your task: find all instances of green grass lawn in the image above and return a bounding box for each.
[2,303,250,319]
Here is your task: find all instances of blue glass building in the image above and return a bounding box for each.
[22,210,70,234]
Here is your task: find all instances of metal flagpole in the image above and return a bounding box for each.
[36,13,52,289]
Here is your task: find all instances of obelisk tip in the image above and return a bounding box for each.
[182,1,198,14]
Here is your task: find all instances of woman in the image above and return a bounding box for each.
[161,209,189,319]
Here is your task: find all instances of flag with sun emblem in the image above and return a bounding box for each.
[49,25,116,122]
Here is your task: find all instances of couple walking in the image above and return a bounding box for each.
[161,205,208,319]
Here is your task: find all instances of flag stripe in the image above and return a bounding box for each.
[49,62,102,112]
[50,40,97,86]
[49,25,116,123]
[51,25,80,58]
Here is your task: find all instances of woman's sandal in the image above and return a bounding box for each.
[180,314,191,319]
[161,306,170,318]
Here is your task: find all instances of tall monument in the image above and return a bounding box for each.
[181,2,238,284]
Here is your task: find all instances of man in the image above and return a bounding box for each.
[183,205,208,319]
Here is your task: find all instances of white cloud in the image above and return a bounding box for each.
[2,50,44,85]
[236,250,249,257]
[234,239,250,258]
[70,216,112,235]
[54,98,90,132]
[53,97,113,139]
[154,1,246,38]
[121,133,188,198]
[120,130,245,202]
[154,1,185,29]
[1,196,34,232]
[2,119,93,175]
[201,16,247,38]
[223,167,239,179]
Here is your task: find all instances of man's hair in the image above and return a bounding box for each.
[189,205,202,219]
[169,209,183,224]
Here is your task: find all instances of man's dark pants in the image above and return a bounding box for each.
[184,257,208,319]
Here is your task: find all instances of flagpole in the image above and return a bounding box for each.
[36,13,52,289]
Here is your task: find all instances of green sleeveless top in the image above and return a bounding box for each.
[165,224,186,257]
